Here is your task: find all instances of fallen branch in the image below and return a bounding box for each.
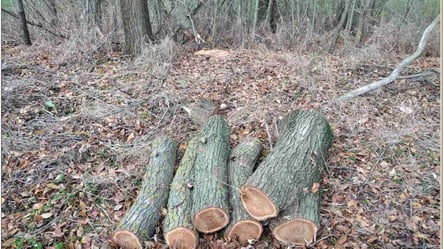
[337,15,439,102]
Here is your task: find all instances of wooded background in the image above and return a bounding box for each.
[1,0,440,56]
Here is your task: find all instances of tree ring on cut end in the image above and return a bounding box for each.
[194,207,229,233]
[111,230,142,249]
[165,227,197,249]
[272,218,318,246]
[226,220,263,246]
[240,186,278,221]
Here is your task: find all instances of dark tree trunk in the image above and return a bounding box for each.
[119,0,154,56]
[16,0,32,45]
[225,138,263,246]
[192,115,231,234]
[163,137,199,249]
[241,110,333,223]
[112,137,177,249]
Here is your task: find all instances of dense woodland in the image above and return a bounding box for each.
[1,0,441,248]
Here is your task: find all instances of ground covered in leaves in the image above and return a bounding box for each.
[1,40,440,249]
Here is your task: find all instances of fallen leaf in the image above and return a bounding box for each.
[32,203,44,210]
[337,234,347,245]
[399,106,413,114]
[41,212,53,219]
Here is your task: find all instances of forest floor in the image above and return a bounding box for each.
[1,41,440,249]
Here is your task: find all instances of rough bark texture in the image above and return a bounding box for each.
[192,115,231,233]
[270,191,320,246]
[181,99,220,126]
[163,137,199,249]
[16,0,32,45]
[113,137,177,247]
[225,138,263,245]
[119,0,154,56]
[328,0,350,53]
[241,110,333,221]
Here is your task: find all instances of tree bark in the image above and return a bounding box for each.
[354,0,373,45]
[163,137,199,249]
[241,110,333,222]
[112,137,177,248]
[192,115,231,233]
[181,99,220,126]
[16,0,32,45]
[225,138,263,246]
[119,0,154,56]
[328,0,351,53]
[270,188,320,246]
[337,15,439,102]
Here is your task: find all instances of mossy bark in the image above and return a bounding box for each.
[115,137,177,243]
[270,191,320,245]
[192,115,231,233]
[225,138,263,245]
[241,110,333,220]
[163,137,199,249]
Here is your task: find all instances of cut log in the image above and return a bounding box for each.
[241,110,333,221]
[270,190,320,246]
[192,115,231,233]
[112,137,177,248]
[181,98,220,126]
[163,137,199,249]
[225,138,263,245]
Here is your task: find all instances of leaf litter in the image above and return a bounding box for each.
[1,42,440,248]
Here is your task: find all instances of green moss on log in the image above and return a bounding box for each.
[163,137,199,249]
[192,115,231,233]
[241,110,333,221]
[114,137,177,246]
[225,138,263,245]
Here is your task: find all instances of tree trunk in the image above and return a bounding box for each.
[16,0,32,46]
[119,0,154,56]
[328,0,351,53]
[241,110,333,222]
[112,137,177,249]
[270,188,320,246]
[163,137,199,249]
[181,99,220,126]
[354,0,373,45]
[225,138,263,246]
[192,115,231,233]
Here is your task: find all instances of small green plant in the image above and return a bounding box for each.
[15,238,24,249]
[54,241,65,249]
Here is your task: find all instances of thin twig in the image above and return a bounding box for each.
[264,121,273,150]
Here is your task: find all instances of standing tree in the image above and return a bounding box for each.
[119,0,154,56]
[16,0,32,45]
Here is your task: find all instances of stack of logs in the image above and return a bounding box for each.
[110,105,333,249]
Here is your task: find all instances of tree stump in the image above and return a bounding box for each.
[111,137,177,249]
[163,137,199,249]
[181,98,220,126]
[192,115,231,233]
[241,110,332,225]
[225,138,263,245]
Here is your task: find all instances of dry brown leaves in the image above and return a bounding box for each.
[1,43,440,248]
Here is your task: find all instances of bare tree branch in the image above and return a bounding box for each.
[2,7,66,39]
[337,15,439,102]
